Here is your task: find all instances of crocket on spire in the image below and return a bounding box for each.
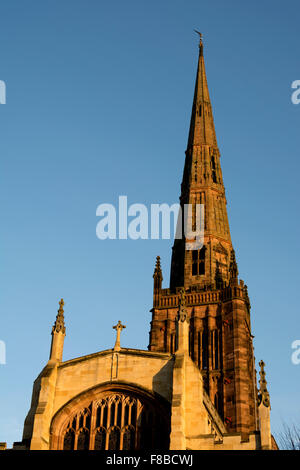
[52,298,66,335]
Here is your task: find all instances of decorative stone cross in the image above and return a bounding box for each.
[113,320,126,351]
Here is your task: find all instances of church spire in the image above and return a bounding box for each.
[150,37,260,437]
[187,33,218,150]
[170,36,232,289]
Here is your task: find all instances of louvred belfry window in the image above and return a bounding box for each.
[192,247,206,276]
[211,155,217,183]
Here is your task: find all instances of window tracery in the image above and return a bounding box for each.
[59,391,169,450]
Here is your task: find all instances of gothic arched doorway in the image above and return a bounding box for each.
[50,383,170,450]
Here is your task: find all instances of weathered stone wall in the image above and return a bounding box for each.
[24,349,173,449]
[21,346,268,450]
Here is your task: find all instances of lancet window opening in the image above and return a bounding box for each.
[192,247,206,276]
[211,155,217,183]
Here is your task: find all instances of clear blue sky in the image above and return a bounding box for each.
[0,0,299,447]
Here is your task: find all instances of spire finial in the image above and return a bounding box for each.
[113,320,126,351]
[258,360,270,407]
[52,298,66,335]
[58,298,64,313]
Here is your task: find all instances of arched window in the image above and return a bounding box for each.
[53,388,170,451]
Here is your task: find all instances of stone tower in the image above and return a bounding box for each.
[149,37,258,436]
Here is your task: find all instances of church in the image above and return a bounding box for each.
[14,37,276,451]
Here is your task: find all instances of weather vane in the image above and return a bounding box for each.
[194,30,203,47]
[194,30,203,39]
